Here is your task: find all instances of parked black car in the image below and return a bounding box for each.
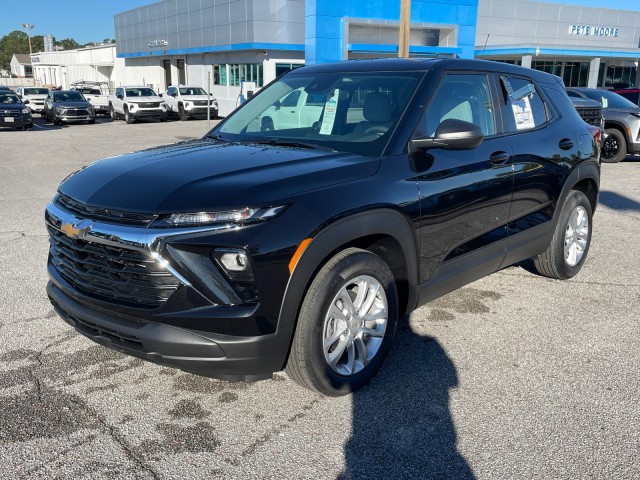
[0,90,33,130]
[46,59,600,396]
[44,90,96,125]
[567,87,640,162]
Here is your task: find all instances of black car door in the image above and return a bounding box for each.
[497,75,581,266]
[412,73,514,286]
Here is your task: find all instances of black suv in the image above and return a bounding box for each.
[46,59,600,396]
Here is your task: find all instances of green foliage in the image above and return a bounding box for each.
[0,30,29,71]
[57,38,82,50]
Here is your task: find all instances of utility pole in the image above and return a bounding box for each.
[398,0,411,58]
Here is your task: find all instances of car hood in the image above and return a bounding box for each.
[604,107,640,115]
[127,96,162,103]
[55,101,92,108]
[59,140,379,213]
[181,95,213,101]
[24,94,48,100]
[0,104,27,111]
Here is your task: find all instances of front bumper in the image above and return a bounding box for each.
[0,114,32,128]
[55,114,95,123]
[47,280,289,381]
[185,106,218,118]
[130,108,167,120]
[45,197,295,380]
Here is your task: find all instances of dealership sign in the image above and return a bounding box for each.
[568,25,619,37]
[148,40,169,48]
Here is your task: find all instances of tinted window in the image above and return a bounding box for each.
[566,90,582,98]
[0,93,21,104]
[582,89,638,108]
[125,88,157,97]
[502,77,548,132]
[53,91,85,102]
[179,87,206,95]
[424,74,496,136]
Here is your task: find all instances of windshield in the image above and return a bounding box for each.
[180,87,207,95]
[24,88,49,95]
[126,88,157,97]
[215,70,424,156]
[581,89,638,109]
[0,93,21,104]
[53,91,86,102]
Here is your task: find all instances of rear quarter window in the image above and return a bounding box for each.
[501,77,549,132]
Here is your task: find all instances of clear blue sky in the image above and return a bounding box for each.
[0,0,154,45]
[1,0,639,45]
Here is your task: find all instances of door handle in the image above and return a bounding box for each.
[489,151,511,165]
[559,138,574,150]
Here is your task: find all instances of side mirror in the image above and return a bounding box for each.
[116,94,123,99]
[172,93,178,98]
[411,119,484,151]
[274,100,281,110]
[159,93,163,97]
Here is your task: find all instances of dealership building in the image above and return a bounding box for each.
[28,0,640,116]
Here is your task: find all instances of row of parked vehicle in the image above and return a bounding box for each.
[0,83,219,130]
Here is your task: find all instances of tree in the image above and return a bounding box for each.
[56,38,82,50]
[0,30,29,71]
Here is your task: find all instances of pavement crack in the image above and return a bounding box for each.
[237,397,321,461]
[70,397,160,479]
[29,350,45,403]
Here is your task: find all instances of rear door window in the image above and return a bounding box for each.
[500,77,549,132]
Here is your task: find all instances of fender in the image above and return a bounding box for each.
[604,121,630,145]
[556,159,600,220]
[276,208,420,341]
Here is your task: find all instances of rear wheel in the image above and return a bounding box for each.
[531,190,592,279]
[602,128,627,163]
[286,248,398,396]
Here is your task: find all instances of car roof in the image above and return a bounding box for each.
[291,57,561,83]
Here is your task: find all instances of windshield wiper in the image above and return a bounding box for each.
[239,138,337,152]
[204,133,227,142]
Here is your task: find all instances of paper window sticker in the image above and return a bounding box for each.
[319,89,340,135]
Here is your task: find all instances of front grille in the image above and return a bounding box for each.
[0,110,19,117]
[194,100,208,106]
[62,109,90,117]
[47,224,180,308]
[575,107,603,127]
[139,102,161,108]
[56,194,157,226]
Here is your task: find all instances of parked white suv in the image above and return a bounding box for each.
[15,87,50,115]
[163,85,218,120]
[108,86,167,124]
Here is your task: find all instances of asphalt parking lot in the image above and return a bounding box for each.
[1,116,639,479]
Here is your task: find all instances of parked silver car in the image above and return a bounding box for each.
[567,87,640,163]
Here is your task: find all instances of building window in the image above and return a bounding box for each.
[605,65,637,89]
[227,64,264,87]
[532,60,562,77]
[212,64,228,86]
[275,63,303,77]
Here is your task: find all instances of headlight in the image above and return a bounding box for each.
[185,102,191,108]
[21,108,30,114]
[129,103,137,110]
[152,205,286,227]
[57,108,66,114]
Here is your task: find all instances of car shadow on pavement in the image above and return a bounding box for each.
[342,320,475,480]
[598,190,640,212]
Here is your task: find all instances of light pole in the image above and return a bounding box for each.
[22,23,34,54]
[22,23,35,85]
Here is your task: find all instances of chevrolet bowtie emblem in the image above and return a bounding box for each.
[60,221,92,239]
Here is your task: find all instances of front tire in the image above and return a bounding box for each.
[178,104,188,121]
[110,104,117,120]
[602,128,627,163]
[286,248,398,396]
[531,190,592,279]
[125,108,134,124]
